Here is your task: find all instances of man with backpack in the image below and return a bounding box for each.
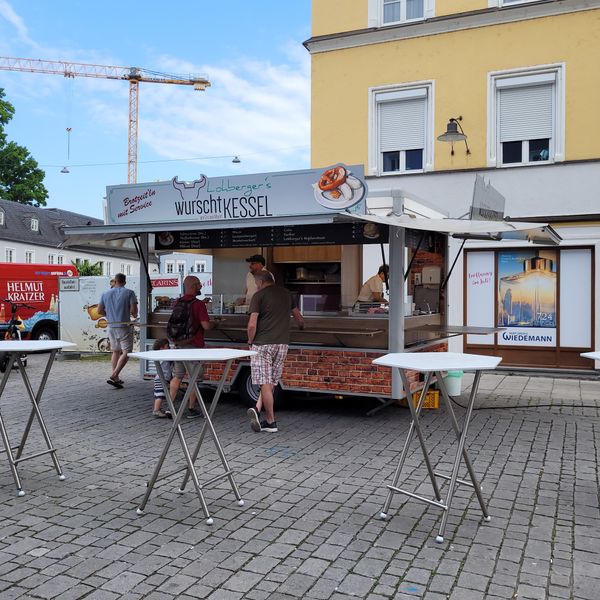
[167,275,214,418]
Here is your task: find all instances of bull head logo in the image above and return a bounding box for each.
[171,175,207,200]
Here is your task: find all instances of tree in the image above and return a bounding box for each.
[0,88,48,207]
[73,260,103,276]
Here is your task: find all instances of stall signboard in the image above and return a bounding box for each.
[155,221,389,250]
[106,164,368,226]
[497,250,557,347]
[59,276,141,353]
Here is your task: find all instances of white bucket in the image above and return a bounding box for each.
[444,370,463,396]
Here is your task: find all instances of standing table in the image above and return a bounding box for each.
[372,351,501,542]
[0,340,76,496]
[129,347,256,524]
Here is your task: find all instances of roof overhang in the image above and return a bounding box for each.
[353,214,562,245]
[61,213,358,250]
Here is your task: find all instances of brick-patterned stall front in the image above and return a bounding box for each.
[203,343,447,398]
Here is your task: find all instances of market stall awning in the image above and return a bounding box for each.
[353,213,562,245]
[60,213,358,250]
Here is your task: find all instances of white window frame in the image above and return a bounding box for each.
[488,0,538,7]
[25,250,34,264]
[176,260,187,274]
[165,260,175,274]
[57,255,64,264]
[48,253,56,264]
[0,210,4,226]
[126,264,132,275]
[120,263,126,273]
[487,64,565,168]
[194,260,207,273]
[369,81,434,176]
[31,218,39,232]
[369,0,434,26]
[5,248,16,263]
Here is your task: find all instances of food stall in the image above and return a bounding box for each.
[62,165,560,408]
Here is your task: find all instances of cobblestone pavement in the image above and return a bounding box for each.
[0,356,599,599]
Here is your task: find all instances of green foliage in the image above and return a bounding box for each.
[73,259,103,276]
[0,88,48,207]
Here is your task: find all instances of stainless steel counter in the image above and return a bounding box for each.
[149,311,443,350]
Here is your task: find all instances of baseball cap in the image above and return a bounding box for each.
[245,254,266,265]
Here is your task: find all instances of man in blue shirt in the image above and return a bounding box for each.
[98,273,138,388]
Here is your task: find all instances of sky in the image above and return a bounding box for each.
[0,1,312,219]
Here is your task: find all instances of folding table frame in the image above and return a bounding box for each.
[133,348,255,524]
[0,341,74,496]
[374,352,500,543]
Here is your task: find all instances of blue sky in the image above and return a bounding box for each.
[0,1,312,218]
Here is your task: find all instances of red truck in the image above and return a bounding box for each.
[0,263,78,340]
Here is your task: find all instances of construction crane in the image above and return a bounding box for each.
[0,56,211,183]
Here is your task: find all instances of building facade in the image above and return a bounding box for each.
[0,198,142,276]
[305,0,600,368]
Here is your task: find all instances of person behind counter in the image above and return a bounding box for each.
[356,264,389,305]
[243,254,267,305]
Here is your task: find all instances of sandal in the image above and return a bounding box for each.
[107,378,123,389]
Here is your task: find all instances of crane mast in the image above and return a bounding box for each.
[0,57,210,183]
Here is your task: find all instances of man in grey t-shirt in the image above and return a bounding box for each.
[246,270,304,433]
[98,273,138,388]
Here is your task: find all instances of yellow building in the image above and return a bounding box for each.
[305,0,600,369]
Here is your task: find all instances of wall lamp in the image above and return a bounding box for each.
[437,116,471,155]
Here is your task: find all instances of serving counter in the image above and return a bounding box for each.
[148,310,444,351]
[147,309,447,405]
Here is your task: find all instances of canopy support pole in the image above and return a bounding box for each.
[388,194,405,400]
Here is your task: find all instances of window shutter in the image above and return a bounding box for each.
[499,84,553,143]
[379,97,426,151]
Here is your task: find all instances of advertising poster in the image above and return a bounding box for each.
[59,276,141,353]
[497,250,557,347]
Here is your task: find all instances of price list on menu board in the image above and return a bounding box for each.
[155,222,390,250]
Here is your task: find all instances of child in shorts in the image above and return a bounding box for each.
[152,338,173,418]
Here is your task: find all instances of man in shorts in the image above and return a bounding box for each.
[246,270,304,432]
[98,272,138,388]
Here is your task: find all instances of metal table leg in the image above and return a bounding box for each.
[379,367,490,544]
[178,360,244,507]
[435,369,489,543]
[0,350,65,496]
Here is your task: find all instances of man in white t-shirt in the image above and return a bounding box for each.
[243,254,267,304]
[357,264,389,304]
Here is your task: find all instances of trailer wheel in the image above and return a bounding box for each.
[32,326,57,341]
[237,368,282,408]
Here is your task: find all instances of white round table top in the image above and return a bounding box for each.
[0,340,76,352]
[130,348,256,362]
[373,352,501,372]
[581,351,600,361]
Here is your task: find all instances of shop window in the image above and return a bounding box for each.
[370,84,433,175]
[488,66,564,167]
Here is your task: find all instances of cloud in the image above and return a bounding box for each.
[90,51,312,176]
[0,0,38,48]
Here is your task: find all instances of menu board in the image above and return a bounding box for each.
[155,222,390,250]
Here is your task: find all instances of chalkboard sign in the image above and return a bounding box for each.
[155,222,390,250]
